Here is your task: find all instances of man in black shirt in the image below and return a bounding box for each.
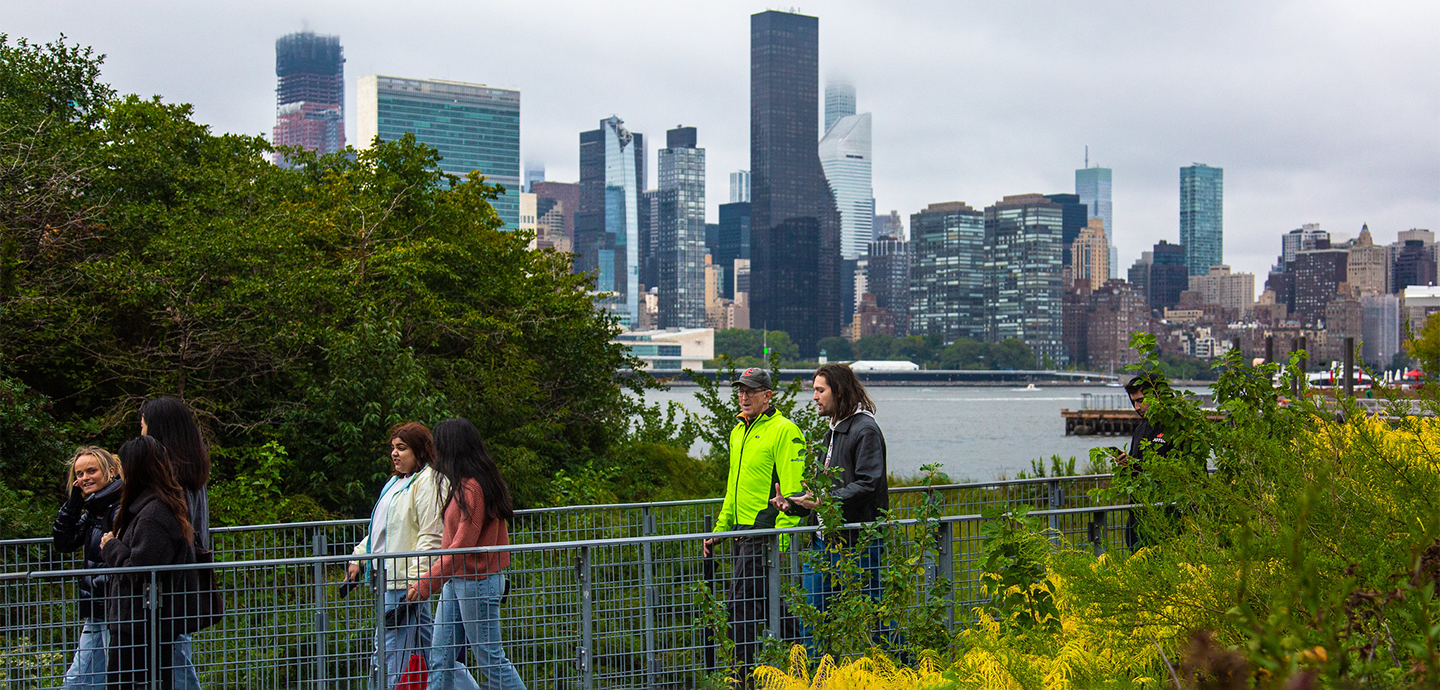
[1119,374,1170,551]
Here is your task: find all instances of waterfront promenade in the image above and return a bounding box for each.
[1,474,1132,688]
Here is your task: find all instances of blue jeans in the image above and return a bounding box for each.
[374,589,433,689]
[799,534,883,646]
[428,575,525,690]
[63,619,107,690]
[171,634,202,690]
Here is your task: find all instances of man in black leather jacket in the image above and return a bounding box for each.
[772,363,888,619]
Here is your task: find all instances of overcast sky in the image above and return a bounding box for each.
[7,0,1437,282]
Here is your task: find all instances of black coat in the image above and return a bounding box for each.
[52,480,124,620]
[100,488,197,638]
[787,411,889,525]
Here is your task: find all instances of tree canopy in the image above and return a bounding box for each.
[0,35,647,522]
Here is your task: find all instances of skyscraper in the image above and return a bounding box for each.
[1180,163,1224,276]
[867,232,910,337]
[819,112,874,260]
[1075,166,1113,276]
[1070,217,1110,291]
[984,194,1066,363]
[272,32,345,166]
[657,126,707,328]
[750,10,842,356]
[824,80,856,134]
[1347,224,1389,296]
[717,202,751,300]
[357,76,521,226]
[1148,240,1189,311]
[909,202,985,341]
[523,162,545,192]
[576,116,645,327]
[1043,193,1088,266]
[729,171,751,203]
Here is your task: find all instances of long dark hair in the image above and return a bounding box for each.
[389,422,435,474]
[431,418,514,523]
[139,397,209,491]
[114,436,193,543]
[814,363,876,418]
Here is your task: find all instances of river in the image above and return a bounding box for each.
[641,384,1208,482]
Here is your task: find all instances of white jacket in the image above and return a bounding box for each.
[351,466,445,589]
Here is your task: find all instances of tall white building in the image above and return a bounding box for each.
[819,112,875,260]
[824,80,856,133]
[729,170,750,203]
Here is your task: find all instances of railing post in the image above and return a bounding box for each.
[1089,510,1107,557]
[1047,479,1062,546]
[937,520,954,629]
[1264,335,1274,364]
[641,508,658,687]
[1344,336,1355,398]
[765,533,781,641]
[373,558,386,689]
[312,533,328,690]
[577,545,593,690]
[703,516,716,672]
[149,571,161,690]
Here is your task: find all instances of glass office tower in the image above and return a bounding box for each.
[657,126,707,328]
[751,10,843,356]
[824,80,855,134]
[357,75,521,226]
[819,112,875,261]
[984,194,1066,364]
[1075,166,1113,277]
[1180,163,1224,276]
[574,117,645,328]
[909,202,984,341]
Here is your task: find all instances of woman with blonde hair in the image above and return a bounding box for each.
[345,422,445,688]
[52,446,124,690]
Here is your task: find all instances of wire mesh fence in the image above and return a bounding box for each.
[1,474,1134,689]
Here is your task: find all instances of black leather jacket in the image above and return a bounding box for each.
[786,411,889,525]
[52,479,124,620]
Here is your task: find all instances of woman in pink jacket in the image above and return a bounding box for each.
[406,418,524,690]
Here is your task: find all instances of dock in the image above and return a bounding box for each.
[1062,408,1143,436]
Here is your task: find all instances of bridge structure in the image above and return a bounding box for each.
[1,474,1135,688]
[643,368,1120,386]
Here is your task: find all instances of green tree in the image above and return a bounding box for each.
[852,334,897,360]
[1,36,644,515]
[990,338,1037,369]
[1406,311,1440,378]
[711,328,798,364]
[815,336,853,362]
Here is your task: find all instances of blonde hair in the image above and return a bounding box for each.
[66,446,121,486]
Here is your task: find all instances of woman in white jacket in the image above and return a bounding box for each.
[347,422,444,689]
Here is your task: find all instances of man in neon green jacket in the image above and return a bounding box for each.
[701,367,807,667]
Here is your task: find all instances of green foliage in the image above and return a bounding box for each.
[815,336,853,362]
[978,504,1060,635]
[713,328,800,365]
[208,442,331,526]
[846,334,1036,370]
[1406,312,1440,379]
[1,37,643,517]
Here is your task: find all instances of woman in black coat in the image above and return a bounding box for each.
[100,435,196,690]
[52,446,123,690]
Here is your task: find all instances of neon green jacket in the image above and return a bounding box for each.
[714,407,807,536]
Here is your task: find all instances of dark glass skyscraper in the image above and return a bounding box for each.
[272,32,345,167]
[750,10,842,356]
[1043,193,1088,266]
[1180,163,1224,276]
[717,202,751,300]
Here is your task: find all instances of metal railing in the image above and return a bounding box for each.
[1,475,1130,688]
[1,475,1120,575]
[1,506,1135,689]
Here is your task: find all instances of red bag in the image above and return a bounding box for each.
[397,652,428,690]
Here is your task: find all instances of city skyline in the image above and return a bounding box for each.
[7,1,1434,283]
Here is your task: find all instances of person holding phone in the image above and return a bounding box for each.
[772,364,888,627]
